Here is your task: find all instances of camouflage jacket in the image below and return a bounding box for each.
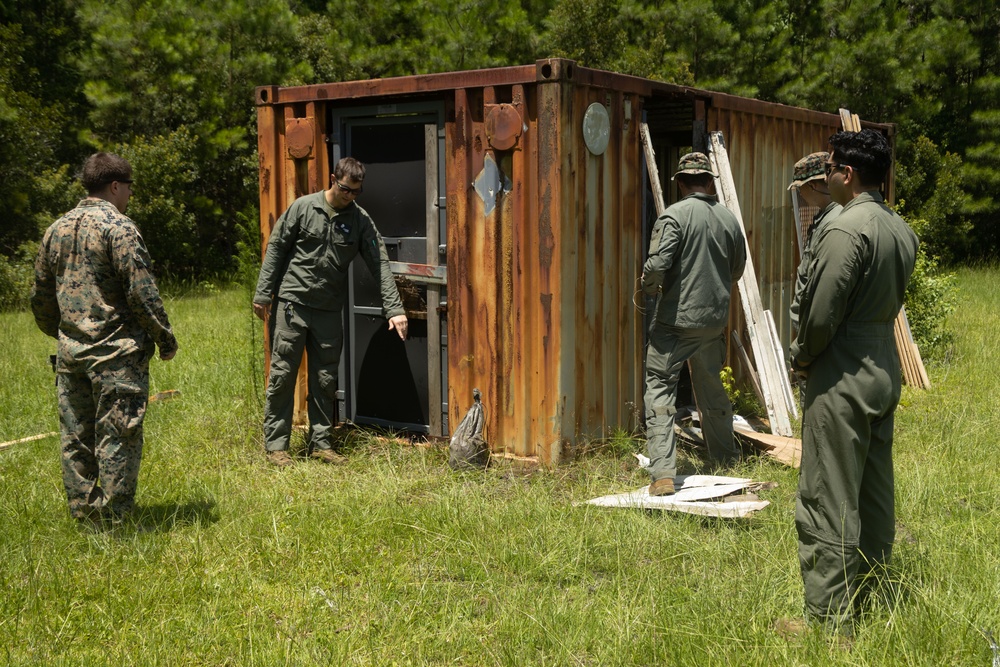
[31,197,177,371]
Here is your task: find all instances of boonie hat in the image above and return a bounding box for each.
[788,151,829,190]
[671,152,716,180]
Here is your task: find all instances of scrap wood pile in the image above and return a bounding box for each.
[673,407,801,469]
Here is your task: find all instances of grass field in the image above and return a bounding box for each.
[1,270,998,666]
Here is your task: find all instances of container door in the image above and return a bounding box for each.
[338,112,447,436]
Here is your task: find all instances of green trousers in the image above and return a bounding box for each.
[264,300,343,453]
[796,325,898,626]
[643,325,737,481]
[57,353,149,519]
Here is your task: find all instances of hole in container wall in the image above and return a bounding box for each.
[260,89,269,103]
[566,64,573,79]
[541,64,552,79]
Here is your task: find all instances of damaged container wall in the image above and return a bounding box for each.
[705,97,845,350]
[255,59,895,463]
[446,62,645,463]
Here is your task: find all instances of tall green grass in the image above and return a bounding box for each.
[1,271,998,666]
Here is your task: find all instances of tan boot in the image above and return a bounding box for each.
[267,450,294,467]
[648,477,675,496]
[310,448,348,465]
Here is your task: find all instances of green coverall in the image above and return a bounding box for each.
[254,191,404,453]
[641,192,747,481]
[790,191,918,627]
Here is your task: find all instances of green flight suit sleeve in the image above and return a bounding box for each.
[111,224,178,357]
[30,227,60,339]
[790,226,863,367]
[254,207,298,306]
[641,213,681,295]
[358,218,405,319]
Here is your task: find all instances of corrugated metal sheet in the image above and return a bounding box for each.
[255,59,894,462]
[446,65,645,462]
[705,96,856,350]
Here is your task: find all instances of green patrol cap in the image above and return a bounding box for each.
[788,151,829,190]
[671,152,716,180]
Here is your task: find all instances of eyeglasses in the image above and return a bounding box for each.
[824,162,849,177]
[335,180,363,196]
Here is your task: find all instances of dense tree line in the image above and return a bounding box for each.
[1,0,997,307]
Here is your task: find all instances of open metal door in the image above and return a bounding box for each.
[332,104,447,436]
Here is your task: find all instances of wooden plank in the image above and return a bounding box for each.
[764,309,797,420]
[424,123,443,437]
[734,427,801,468]
[0,432,57,450]
[640,122,666,217]
[708,131,794,436]
[900,307,931,388]
[791,189,804,254]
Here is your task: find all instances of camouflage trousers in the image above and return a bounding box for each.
[57,354,149,520]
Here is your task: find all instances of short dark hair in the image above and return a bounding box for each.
[675,172,714,189]
[334,157,366,183]
[828,129,892,188]
[80,152,132,194]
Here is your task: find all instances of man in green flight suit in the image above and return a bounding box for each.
[32,152,178,524]
[788,151,842,334]
[253,157,407,467]
[787,129,919,635]
[641,152,747,496]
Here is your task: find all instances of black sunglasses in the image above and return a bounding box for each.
[335,180,363,196]
[824,162,849,176]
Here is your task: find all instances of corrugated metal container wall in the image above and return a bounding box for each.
[706,97,843,350]
[447,62,645,463]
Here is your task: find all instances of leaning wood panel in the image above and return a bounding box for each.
[709,132,794,436]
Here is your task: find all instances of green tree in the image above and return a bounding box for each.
[963,75,1000,257]
[0,2,85,257]
[304,0,546,80]
[897,136,972,265]
[73,0,310,277]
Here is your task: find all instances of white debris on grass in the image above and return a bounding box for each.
[584,475,770,518]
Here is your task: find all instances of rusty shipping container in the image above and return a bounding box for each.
[256,58,894,464]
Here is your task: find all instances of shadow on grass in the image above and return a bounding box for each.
[123,499,220,533]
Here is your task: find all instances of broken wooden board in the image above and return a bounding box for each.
[584,475,770,518]
[673,420,799,469]
[734,426,801,468]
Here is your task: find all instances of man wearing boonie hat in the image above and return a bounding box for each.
[640,152,747,497]
[788,151,842,333]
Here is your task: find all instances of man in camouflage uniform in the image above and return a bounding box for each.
[640,152,747,496]
[788,152,843,333]
[31,152,177,523]
[787,130,919,635]
[253,157,407,467]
